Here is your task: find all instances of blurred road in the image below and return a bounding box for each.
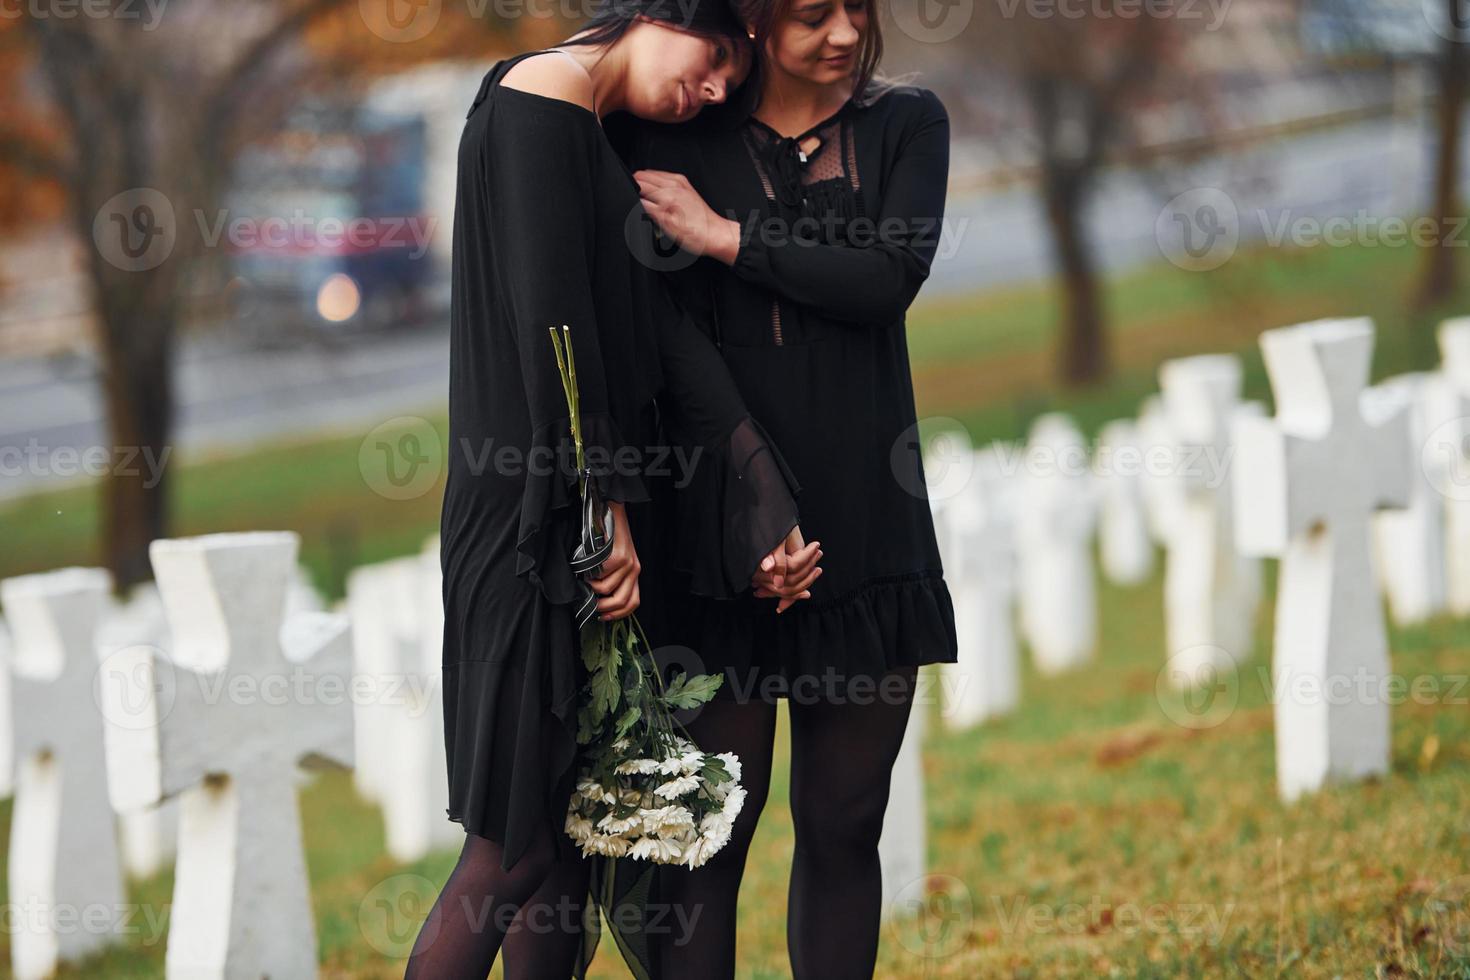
[2,104,1468,503]
[0,329,449,502]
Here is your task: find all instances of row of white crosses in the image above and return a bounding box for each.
[922,314,1470,805]
[0,534,348,980]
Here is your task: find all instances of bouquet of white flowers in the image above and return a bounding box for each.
[547,325,744,871]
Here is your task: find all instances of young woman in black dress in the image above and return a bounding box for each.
[625,0,957,975]
[405,4,824,977]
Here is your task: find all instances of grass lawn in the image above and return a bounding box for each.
[2,237,1469,977]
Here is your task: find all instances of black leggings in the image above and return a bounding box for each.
[655,666,918,980]
[403,821,592,980]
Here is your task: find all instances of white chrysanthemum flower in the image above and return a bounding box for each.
[586,833,631,858]
[597,812,641,835]
[714,751,742,783]
[630,836,684,863]
[700,816,733,852]
[680,835,717,870]
[612,737,632,753]
[678,750,704,775]
[614,758,662,776]
[655,773,700,800]
[721,784,747,820]
[641,805,696,835]
[565,812,595,842]
[699,810,733,840]
[657,754,685,775]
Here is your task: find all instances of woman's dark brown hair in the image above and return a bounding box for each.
[731,0,893,115]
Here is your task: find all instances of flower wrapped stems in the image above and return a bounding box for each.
[548,325,744,868]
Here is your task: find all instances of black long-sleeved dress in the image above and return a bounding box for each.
[439,50,802,873]
[621,83,959,698]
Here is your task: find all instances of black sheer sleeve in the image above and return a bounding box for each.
[652,279,801,598]
[730,88,950,325]
[622,114,803,597]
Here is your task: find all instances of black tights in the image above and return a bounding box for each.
[403,822,592,980]
[656,667,918,980]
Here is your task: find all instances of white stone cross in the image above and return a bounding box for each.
[1363,372,1451,626]
[0,567,128,980]
[878,696,927,923]
[398,535,457,859]
[1137,394,1186,545]
[938,444,1021,728]
[95,581,180,881]
[1094,419,1155,586]
[1433,318,1470,614]
[345,554,422,807]
[1232,318,1411,802]
[1159,354,1262,686]
[347,537,456,862]
[1016,413,1098,674]
[103,532,354,980]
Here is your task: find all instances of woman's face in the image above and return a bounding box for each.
[623,20,752,123]
[766,0,866,86]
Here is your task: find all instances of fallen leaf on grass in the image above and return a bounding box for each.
[1094,730,1164,767]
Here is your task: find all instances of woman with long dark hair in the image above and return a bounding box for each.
[624,0,957,974]
[405,3,823,976]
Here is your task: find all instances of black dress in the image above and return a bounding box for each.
[439,50,801,873]
[622,83,960,700]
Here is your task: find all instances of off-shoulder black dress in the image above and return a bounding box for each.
[438,50,801,873]
[621,83,959,700]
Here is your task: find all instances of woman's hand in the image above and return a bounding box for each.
[752,526,823,613]
[634,169,742,265]
[587,500,641,621]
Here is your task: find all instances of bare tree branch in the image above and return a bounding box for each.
[204,0,357,131]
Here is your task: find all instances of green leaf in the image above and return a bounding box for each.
[699,758,731,785]
[661,671,724,710]
[588,640,623,728]
[581,626,606,671]
[614,704,642,739]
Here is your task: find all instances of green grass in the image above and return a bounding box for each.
[3,236,1470,977]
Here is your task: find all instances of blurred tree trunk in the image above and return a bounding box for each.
[1415,11,1466,311]
[967,11,1180,390]
[1042,164,1108,386]
[97,308,176,587]
[10,1,354,589]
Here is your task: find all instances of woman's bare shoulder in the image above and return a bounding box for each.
[499,50,596,113]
